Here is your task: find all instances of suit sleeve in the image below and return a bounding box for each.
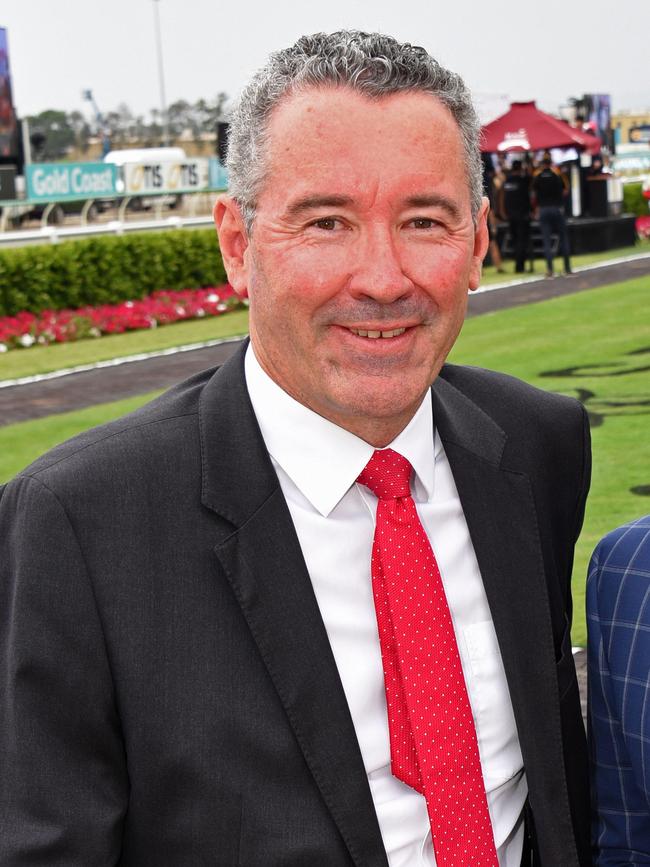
[0,474,127,865]
[563,403,591,636]
[587,531,650,864]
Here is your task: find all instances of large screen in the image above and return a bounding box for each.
[583,93,612,152]
[0,27,18,158]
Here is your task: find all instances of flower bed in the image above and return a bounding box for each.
[636,215,650,241]
[0,285,244,352]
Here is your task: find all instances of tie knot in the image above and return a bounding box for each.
[357,448,413,500]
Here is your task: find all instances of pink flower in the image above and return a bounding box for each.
[0,284,241,350]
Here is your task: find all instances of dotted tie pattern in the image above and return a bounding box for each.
[357,448,498,867]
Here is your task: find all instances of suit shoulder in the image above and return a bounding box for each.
[591,515,650,575]
[439,363,584,425]
[436,365,589,506]
[588,517,650,634]
[12,366,219,489]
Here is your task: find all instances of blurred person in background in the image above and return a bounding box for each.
[482,154,505,273]
[500,159,532,273]
[532,156,572,278]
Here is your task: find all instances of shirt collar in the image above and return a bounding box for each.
[244,344,439,517]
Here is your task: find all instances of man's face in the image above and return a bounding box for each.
[217,86,488,445]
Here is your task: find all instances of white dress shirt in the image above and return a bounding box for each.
[244,345,527,866]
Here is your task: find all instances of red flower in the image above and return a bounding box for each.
[0,285,242,350]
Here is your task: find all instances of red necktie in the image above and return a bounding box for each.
[357,448,498,867]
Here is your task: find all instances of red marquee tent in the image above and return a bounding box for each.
[481,101,601,155]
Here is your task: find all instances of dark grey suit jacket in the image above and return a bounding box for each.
[0,344,591,866]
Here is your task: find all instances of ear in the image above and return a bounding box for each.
[468,196,490,292]
[213,195,250,298]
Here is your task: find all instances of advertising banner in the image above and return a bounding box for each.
[26,162,118,201]
[630,126,650,145]
[208,158,228,189]
[583,94,612,151]
[122,158,209,195]
[0,27,18,159]
[612,146,650,177]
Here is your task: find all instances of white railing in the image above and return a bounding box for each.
[0,213,215,246]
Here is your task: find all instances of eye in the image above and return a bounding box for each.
[410,217,440,229]
[310,217,340,231]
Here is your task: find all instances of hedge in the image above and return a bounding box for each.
[623,182,649,218]
[0,229,228,317]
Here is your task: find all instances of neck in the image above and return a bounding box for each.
[332,413,416,448]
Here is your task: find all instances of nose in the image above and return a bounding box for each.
[347,225,414,303]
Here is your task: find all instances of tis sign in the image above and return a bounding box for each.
[122,159,209,194]
[26,162,117,201]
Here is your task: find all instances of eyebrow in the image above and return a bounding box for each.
[283,192,462,222]
[403,194,461,222]
[284,195,355,220]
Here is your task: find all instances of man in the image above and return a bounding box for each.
[532,157,572,278]
[587,515,650,862]
[0,32,590,866]
[499,159,532,274]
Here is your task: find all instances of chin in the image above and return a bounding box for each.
[329,388,424,423]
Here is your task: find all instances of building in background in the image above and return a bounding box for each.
[611,110,650,146]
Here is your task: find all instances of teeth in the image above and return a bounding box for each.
[381,328,406,338]
[349,327,406,339]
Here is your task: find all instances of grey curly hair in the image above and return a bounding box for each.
[225,30,483,232]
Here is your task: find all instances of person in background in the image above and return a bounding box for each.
[482,155,505,273]
[500,159,531,273]
[532,156,572,278]
[586,155,604,178]
[587,515,650,863]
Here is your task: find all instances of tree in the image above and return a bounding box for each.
[167,99,196,139]
[26,110,75,160]
[68,110,91,154]
[197,92,228,135]
[24,92,231,158]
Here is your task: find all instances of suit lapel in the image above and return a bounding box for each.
[197,350,577,864]
[199,345,388,867]
[432,372,578,862]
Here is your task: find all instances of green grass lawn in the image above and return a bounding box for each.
[2,240,647,382]
[1,275,648,644]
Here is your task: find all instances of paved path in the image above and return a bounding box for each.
[1,255,648,428]
[468,254,650,316]
[0,340,243,425]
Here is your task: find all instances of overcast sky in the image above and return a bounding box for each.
[2,0,647,123]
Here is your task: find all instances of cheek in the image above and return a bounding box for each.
[258,244,349,305]
[404,245,472,301]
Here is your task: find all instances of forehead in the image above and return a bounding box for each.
[258,86,470,209]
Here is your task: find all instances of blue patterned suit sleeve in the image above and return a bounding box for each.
[587,515,650,864]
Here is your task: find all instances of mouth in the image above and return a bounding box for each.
[345,326,408,339]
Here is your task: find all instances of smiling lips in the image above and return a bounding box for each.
[347,327,407,339]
